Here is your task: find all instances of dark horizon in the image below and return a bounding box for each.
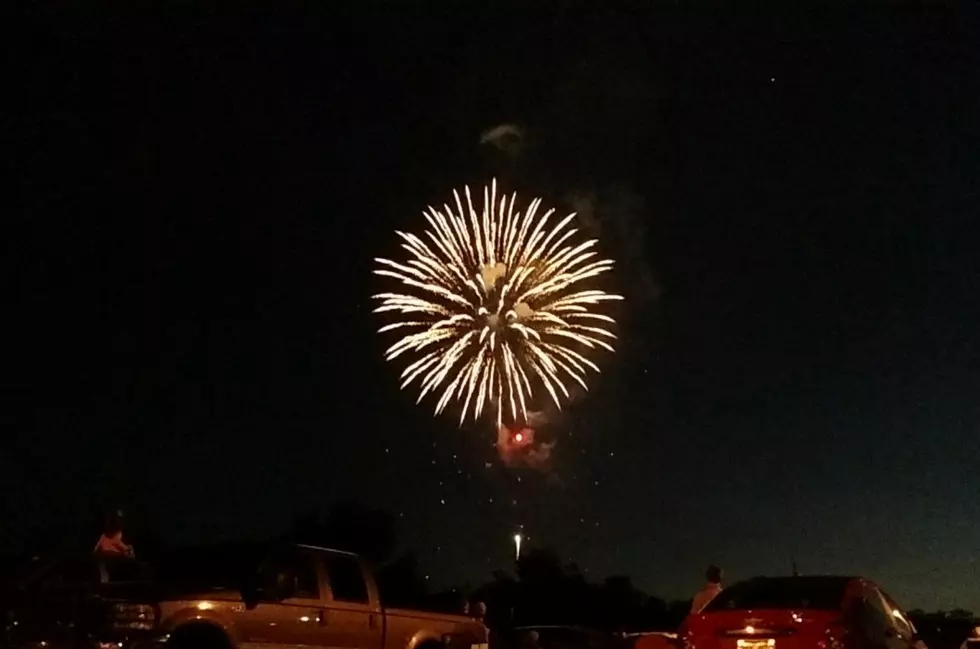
[6,2,979,613]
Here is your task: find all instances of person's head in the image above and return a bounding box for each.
[706,565,723,584]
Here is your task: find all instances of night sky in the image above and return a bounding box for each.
[6,3,980,613]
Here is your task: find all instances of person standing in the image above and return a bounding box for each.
[690,565,723,614]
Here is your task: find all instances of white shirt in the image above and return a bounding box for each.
[691,582,723,614]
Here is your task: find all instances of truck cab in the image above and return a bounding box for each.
[161,542,487,649]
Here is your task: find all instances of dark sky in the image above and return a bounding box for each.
[6,2,980,613]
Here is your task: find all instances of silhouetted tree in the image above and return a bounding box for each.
[600,575,645,631]
[640,596,669,628]
[513,547,580,625]
[125,521,169,561]
[287,501,433,609]
[665,600,693,629]
[517,548,566,585]
[473,570,519,629]
[288,500,397,565]
[427,587,468,614]
[468,545,704,632]
[375,551,428,608]
[908,611,979,649]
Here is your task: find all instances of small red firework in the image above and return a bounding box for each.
[496,425,553,470]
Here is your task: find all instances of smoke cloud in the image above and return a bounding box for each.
[496,420,555,472]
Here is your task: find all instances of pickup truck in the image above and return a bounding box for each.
[2,542,489,649]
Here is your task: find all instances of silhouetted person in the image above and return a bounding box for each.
[690,565,723,614]
[93,509,134,559]
[471,601,486,624]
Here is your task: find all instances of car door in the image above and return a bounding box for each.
[237,545,331,648]
[319,551,383,649]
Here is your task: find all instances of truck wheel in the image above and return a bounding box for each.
[168,623,233,649]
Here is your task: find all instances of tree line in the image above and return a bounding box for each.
[1,500,973,634]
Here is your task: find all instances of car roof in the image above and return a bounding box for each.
[739,575,859,582]
[727,575,860,588]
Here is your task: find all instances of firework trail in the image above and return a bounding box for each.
[373,179,623,428]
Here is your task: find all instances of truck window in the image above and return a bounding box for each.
[263,549,320,600]
[324,553,369,604]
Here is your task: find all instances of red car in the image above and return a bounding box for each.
[683,576,918,649]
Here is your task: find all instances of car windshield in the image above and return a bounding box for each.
[704,577,850,612]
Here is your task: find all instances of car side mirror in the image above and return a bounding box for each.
[242,593,260,610]
[241,572,263,610]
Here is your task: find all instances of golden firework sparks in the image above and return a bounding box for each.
[373,179,623,428]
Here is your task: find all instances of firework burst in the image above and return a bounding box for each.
[373,179,624,428]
